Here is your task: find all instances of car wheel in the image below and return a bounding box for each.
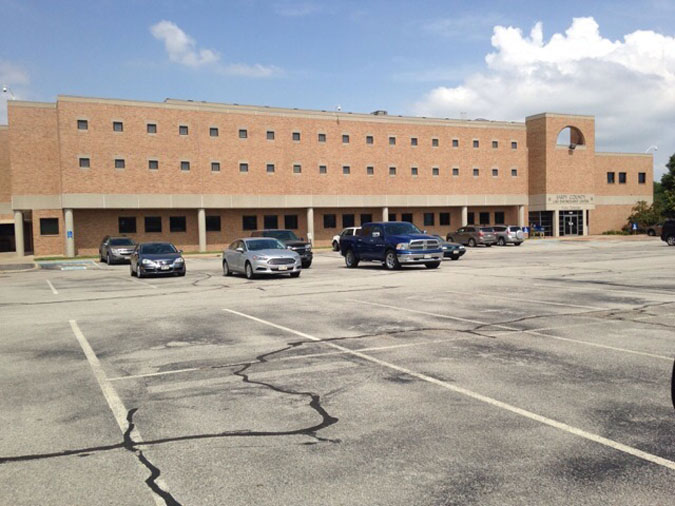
[486,244,492,248]
[446,236,454,243]
[245,261,255,279]
[290,272,301,278]
[345,249,359,268]
[137,266,143,279]
[451,255,460,261]
[130,264,135,277]
[648,229,656,236]
[425,261,441,269]
[497,237,506,246]
[107,253,113,265]
[332,241,339,251]
[100,252,105,263]
[667,235,675,246]
[222,260,232,276]
[468,238,476,247]
[177,271,186,277]
[384,250,400,270]
[514,242,522,246]
[302,260,312,269]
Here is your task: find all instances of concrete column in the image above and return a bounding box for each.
[382,207,389,222]
[461,206,468,226]
[198,208,206,252]
[14,211,24,257]
[64,208,75,258]
[583,210,589,236]
[553,209,560,237]
[306,207,314,245]
[518,206,525,227]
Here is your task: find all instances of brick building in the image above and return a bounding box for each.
[0,95,653,256]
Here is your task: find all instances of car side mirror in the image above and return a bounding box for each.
[179,249,183,254]
[372,231,381,238]
[423,230,427,234]
[236,247,244,253]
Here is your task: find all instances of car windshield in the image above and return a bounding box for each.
[263,230,298,241]
[140,243,177,254]
[109,238,134,246]
[383,222,422,235]
[247,239,285,251]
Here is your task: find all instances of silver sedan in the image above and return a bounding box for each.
[222,238,302,279]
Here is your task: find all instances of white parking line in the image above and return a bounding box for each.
[46,280,58,295]
[444,288,607,310]
[351,299,672,361]
[69,320,171,506]
[222,308,675,472]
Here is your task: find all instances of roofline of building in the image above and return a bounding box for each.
[595,151,653,158]
[7,100,56,109]
[46,95,527,130]
[525,112,595,121]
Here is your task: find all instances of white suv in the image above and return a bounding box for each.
[332,227,361,251]
[493,225,524,246]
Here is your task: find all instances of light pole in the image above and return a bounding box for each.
[2,85,16,99]
[645,145,658,154]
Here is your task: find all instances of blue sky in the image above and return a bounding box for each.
[1,0,674,177]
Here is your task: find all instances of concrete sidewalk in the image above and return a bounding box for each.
[0,252,37,272]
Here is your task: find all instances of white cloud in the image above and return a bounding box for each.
[412,17,675,177]
[0,60,30,124]
[274,1,320,17]
[150,20,281,77]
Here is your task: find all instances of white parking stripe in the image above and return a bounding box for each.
[46,280,58,295]
[69,320,170,506]
[222,309,675,472]
[351,299,672,361]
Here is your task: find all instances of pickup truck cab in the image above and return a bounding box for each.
[340,221,443,270]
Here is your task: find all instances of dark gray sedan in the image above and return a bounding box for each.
[130,242,185,278]
[99,236,136,264]
[433,235,467,260]
[223,238,301,279]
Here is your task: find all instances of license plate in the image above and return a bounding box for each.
[160,265,170,271]
[423,254,432,259]
[278,266,288,271]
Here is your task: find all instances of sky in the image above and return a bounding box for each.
[1,0,674,178]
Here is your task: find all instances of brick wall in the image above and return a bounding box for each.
[32,209,64,256]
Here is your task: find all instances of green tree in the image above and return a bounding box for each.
[627,200,660,227]
[661,154,675,217]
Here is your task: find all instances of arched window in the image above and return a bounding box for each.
[556,126,585,149]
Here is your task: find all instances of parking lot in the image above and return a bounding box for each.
[1,238,674,505]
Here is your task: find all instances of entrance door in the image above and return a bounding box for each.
[565,215,578,235]
[559,210,583,236]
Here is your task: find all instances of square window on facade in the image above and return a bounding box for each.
[342,134,350,144]
[366,135,373,144]
[318,133,326,142]
[242,215,257,231]
[389,136,396,145]
[284,214,298,229]
[402,213,413,223]
[293,164,302,174]
[424,213,435,226]
[452,139,459,147]
[638,172,646,184]
[432,138,439,147]
[473,140,479,148]
[179,125,188,135]
[113,121,123,132]
[211,162,221,172]
[118,216,136,234]
[79,157,90,168]
[342,165,350,175]
[360,214,372,225]
[492,140,498,149]
[389,166,396,176]
[619,172,627,184]
[206,215,221,232]
[607,172,615,184]
[266,163,275,173]
[479,212,490,225]
[411,167,418,176]
[148,160,159,170]
[180,161,190,171]
[40,218,59,236]
[210,127,219,137]
[239,162,249,173]
[495,212,505,225]
[147,123,157,134]
[492,168,499,177]
[452,167,459,176]
[319,164,327,174]
[440,212,450,226]
[411,137,418,146]
[170,216,186,232]
[264,215,278,229]
[239,129,248,139]
[473,168,479,176]
[366,166,374,175]
[292,132,301,141]
[388,213,397,221]
[432,167,439,176]
[467,212,475,225]
[323,214,337,229]
[114,159,125,169]
[342,214,355,228]
[511,141,518,149]
[145,216,162,233]
[267,130,275,140]
[77,119,88,130]
[511,169,518,177]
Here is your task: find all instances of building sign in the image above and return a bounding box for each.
[547,194,594,210]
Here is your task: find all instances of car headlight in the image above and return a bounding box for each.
[111,249,120,254]
[306,245,311,251]
[173,257,184,264]
[396,243,409,250]
[252,255,269,261]
[142,258,156,266]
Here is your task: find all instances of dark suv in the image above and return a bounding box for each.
[660,220,675,246]
[251,229,313,268]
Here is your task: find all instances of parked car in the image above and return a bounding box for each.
[660,220,675,246]
[250,229,312,268]
[646,223,663,237]
[332,227,361,251]
[446,226,497,247]
[223,238,301,279]
[340,221,443,270]
[432,235,466,260]
[492,225,524,246]
[99,236,136,264]
[130,242,185,277]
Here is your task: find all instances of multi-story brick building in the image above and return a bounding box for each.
[0,95,652,256]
